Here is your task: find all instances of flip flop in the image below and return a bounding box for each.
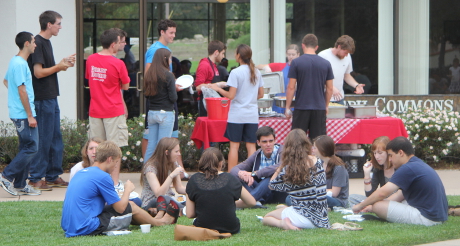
[330,222,363,231]
[166,199,181,224]
[156,195,171,213]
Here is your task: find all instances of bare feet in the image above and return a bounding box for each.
[155,210,165,219]
[162,213,176,225]
[281,218,300,231]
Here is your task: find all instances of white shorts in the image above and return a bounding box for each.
[386,201,442,226]
[281,206,316,229]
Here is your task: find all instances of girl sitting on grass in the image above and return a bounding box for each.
[186,147,256,234]
[140,137,186,218]
[263,129,329,230]
[313,135,349,208]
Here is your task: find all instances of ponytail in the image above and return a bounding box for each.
[236,44,257,85]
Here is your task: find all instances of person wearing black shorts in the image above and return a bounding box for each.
[285,34,334,140]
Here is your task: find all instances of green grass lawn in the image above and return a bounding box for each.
[1,197,460,246]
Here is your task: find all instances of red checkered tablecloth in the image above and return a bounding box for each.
[259,118,361,144]
[191,117,408,149]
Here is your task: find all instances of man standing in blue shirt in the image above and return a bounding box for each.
[0,32,41,196]
[352,137,448,226]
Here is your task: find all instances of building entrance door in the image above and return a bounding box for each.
[76,0,148,120]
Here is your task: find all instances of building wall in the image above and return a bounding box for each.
[0,0,77,122]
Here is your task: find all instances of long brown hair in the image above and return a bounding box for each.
[140,137,179,186]
[313,135,345,179]
[198,147,224,180]
[236,44,256,85]
[370,136,392,170]
[144,48,171,96]
[280,129,314,185]
[81,137,104,168]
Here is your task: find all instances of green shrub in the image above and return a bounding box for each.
[0,120,19,163]
[120,115,145,171]
[60,118,90,170]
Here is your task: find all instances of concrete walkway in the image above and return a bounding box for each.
[0,170,459,245]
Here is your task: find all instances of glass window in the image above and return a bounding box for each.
[429,0,460,94]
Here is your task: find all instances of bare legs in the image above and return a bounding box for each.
[262,207,300,231]
[129,201,175,226]
[228,142,256,172]
[227,141,240,171]
[372,200,390,220]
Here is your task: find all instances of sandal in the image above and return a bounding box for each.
[156,195,171,213]
[166,199,181,224]
[330,222,363,231]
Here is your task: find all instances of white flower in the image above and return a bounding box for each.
[424,137,428,140]
[139,122,144,127]
[433,155,438,162]
[126,151,131,155]
[187,140,194,146]
[140,158,144,162]
[136,141,141,146]
[122,156,127,161]
[429,146,433,150]
[128,132,132,136]
[142,114,146,118]
[131,146,135,149]
[132,156,137,160]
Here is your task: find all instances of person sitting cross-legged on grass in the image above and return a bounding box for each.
[61,141,178,237]
[263,129,330,230]
[186,147,256,234]
[352,137,448,226]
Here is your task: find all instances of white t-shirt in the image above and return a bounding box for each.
[69,161,84,182]
[318,48,353,101]
[226,65,264,123]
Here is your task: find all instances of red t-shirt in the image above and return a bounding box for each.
[86,53,130,118]
[268,63,287,72]
[194,57,219,99]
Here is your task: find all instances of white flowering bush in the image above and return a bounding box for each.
[120,115,145,171]
[392,108,460,163]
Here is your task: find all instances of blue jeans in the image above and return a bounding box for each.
[29,98,64,183]
[144,110,175,162]
[326,196,344,208]
[241,178,287,204]
[3,118,38,188]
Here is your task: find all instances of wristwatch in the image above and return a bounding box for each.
[251,171,257,177]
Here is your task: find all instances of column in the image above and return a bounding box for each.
[251,0,270,65]
[398,0,430,94]
[272,0,286,63]
[378,0,394,95]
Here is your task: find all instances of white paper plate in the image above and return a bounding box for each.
[176,75,194,89]
[343,215,364,222]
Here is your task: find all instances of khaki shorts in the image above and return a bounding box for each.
[386,200,442,226]
[89,115,128,147]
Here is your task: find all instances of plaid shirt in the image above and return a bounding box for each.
[259,145,280,170]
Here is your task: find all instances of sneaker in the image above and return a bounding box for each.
[29,180,53,191]
[17,184,41,196]
[46,177,68,187]
[0,173,18,196]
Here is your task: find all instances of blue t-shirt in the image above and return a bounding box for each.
[288,54,333,110]
[389,156,448,222]
[145,41,172,71]
[5,56,35,119]
[61,166,120,237]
